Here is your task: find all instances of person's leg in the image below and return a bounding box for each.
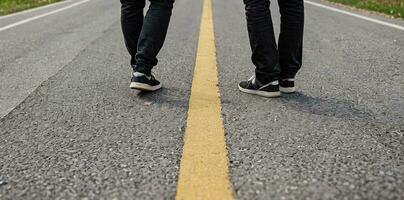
[277,0,304,79]
[243,0,280,84]
[120,0,145,68]
[128,0,174,91]
[134,0,174,75]
[238,0,280,98]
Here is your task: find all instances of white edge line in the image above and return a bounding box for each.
[0,0,89,32]
[304,0,404,31]
[0,0,75,20]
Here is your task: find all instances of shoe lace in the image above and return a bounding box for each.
[150,72,157,81]
[248,75,256,85]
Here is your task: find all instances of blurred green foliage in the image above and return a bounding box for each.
[0,0,62,15]
[328,0,404,19]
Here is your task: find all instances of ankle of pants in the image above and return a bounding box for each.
[280,69,299,79]
[280,74,296,80]
[133,64,152,76]
[255,73,279,85]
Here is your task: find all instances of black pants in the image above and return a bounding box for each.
[121,0,174,75]
[243,0,304,83]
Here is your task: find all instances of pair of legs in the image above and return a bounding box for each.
[121,0,304,95]
[244,0,304,83]
[238,0,304,97]
[121,0,174,76]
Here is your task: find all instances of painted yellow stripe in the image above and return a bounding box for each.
[175,0,234,199]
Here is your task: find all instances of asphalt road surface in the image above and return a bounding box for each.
[1,0,404,199]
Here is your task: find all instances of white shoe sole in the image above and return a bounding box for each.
[238,85,281,98]
[280,86,296,93]
[130,82,162,91]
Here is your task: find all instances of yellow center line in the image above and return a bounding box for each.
[175,0,234,199]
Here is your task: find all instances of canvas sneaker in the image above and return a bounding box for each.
[238,76,281,98]
[130,72,162,91]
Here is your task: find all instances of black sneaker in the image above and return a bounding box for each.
[238,76,281,98]
[130,72,162,91]
[280,79,295,93]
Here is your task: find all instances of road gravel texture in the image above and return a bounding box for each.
[1,0,404,199]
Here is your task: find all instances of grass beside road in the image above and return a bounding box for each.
[0,0,63,16]
[327,0,404,19]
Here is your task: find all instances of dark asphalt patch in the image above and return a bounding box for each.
[0,0,202,198]
[213,0,404,199]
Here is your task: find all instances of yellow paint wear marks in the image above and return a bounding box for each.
[175,0,234,199]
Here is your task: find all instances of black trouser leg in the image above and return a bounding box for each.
[135,0,174,75]
[278,0,304,79]
[243,0,280,83]
[121,0,145,67]
[121,0,174,75]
